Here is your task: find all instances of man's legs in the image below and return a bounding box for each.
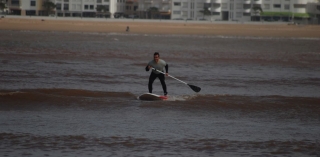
[148,72,157,93]
[159,74,167,95]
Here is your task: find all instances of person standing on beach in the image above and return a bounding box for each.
[145,52,168,96]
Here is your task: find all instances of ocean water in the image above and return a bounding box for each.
[0,30,320,157]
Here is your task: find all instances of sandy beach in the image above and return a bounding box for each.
[1,16,320,38]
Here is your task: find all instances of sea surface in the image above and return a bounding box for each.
[0,30,320,157]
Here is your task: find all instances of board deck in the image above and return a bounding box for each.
[138,93,167,101]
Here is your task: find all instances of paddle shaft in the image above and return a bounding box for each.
[150,67,201,93]
[151,68,188,85]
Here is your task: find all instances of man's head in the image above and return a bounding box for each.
[154,52,160,63]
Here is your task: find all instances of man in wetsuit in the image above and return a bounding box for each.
[145,52,168,96]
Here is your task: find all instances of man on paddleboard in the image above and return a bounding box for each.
[145,52,168,96]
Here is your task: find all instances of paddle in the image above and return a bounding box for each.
[151,68,201,93]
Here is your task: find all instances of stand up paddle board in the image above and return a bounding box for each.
[138,93,167,101]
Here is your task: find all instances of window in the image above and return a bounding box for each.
[11,0,19,5]
[236,3,242,9]
[284,4,290,10]
[173,11,181,14]
[64,4,69,11]
[174,2,181,6]
[90,5,94,10]
[212,12,220,15]
[97,0,102,3]
[56,3,62,10]
[26,10,36,16]
[243,4,251,9]
[236,12,242,18]
[182,2,188,8]
[30,1,36,6]
[221,3,227,9]
[204,3,211,8]
[104,0,109,2]
[273,4,281,8]
[85,5,89,10]
[294,4,306,9]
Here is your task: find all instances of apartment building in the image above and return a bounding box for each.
[171,0,320,22]
[6,0,45,16]
[123,0,138,18]
[137,0,171,19]
[4,0,320,23]
[6,0,127,17]
[170,0,207,20]
[48,0,127,17]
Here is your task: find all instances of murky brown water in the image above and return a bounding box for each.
[0,30,319,156]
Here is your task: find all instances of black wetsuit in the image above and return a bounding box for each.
[146,59,168,95]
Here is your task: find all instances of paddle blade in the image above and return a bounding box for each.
[188,84,201,93]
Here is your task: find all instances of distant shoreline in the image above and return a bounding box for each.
[1,16,320,38]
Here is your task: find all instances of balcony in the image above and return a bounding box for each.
[291,0,307,4]
[293,8,306,13]
[144,0,153,3]
[243,0,250,4]
[8,3,20,9]
[243,8,251,13]
[210,7,221,12]
[159,7,170,12]
[211,0,221,3]
[162,0,170,3]
[252,0,262,4]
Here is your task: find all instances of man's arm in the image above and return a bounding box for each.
[145,64,150,71]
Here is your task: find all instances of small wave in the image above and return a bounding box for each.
[1,89,319,116]
[1,133,318,156]
[12,30,320,41]
[0,88,136,108]
[0,88,135,98]
[140,94,320,117]
[165,94,198,101]
[102,32,320,40]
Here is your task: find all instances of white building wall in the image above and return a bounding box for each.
[171,0,318,21]
[21,0,34,10]
[171,0,208,20]
[51,0,122,17]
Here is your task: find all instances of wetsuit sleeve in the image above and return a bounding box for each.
[165,64,168,73]
[145,64,150,71]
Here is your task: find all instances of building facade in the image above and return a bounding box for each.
[6,0,45,16]
[137,0,171,19]
[4,0,320,23]
[48,0,127,17]
[171,0,208,20]
[6,0,127,18]
[170,0,320,22]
